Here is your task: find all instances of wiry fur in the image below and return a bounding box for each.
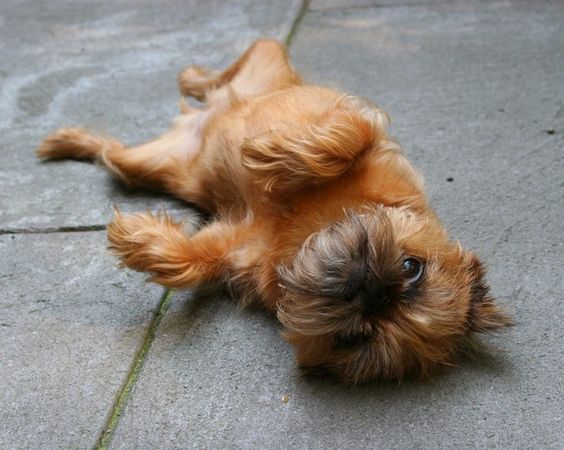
[37,39,510,383]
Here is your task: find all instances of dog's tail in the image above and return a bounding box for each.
[37,127,124,162]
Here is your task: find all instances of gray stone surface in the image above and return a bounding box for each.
[0,231,163,449]
[110,1,564,449]
[309,0,459,11]
[0,0,302,230]
[112,291,296,449]
[3,0,563,449]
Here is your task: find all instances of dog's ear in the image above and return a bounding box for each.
[241,108,377,192]
[466,254,512,331]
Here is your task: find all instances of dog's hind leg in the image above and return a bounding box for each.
[178,39,302,104]
[37,110,211,202]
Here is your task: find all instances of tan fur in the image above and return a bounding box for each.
[38,39,510,383]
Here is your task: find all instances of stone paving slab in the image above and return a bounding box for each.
[309,0,459,10]
[107,293,525,450]
[0,0,302,230]
[111,292,295,449]
[293,0,564,253]
[0,231,164,449]
[110,1,564,449]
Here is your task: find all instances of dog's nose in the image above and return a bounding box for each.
[360,285,393,314]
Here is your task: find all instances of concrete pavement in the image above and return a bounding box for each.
[1,1,563,449]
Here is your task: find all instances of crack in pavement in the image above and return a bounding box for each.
[94,289,174,450]
[0,224,107,235]
[90,2,312,448]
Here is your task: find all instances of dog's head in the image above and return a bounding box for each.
[277,206,510,383]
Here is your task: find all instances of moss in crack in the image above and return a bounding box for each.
[285,0,311,47]
[94,289,174,450]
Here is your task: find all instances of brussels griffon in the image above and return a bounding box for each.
[37,39,510,383]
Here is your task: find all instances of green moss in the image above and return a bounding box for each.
[285,0,310,47]
[94,289,174,450]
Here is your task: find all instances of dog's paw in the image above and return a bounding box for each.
[37,127,108,161]
[177,65,220,100]
[107,210,164,271]
[107,210,192,277]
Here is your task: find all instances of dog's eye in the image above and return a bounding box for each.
[402,257,424,284]
[335,334,370,349]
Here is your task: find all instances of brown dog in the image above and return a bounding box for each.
[37,39,510,383]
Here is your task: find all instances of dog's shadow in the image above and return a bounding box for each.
[107,177,185,208]
[156,288,514,408]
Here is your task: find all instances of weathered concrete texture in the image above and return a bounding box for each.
[0,232,163,449]
[309,0,461,11]
[0,0,302,230]
[111,291,296,449]
[110,1,563,449]
[108,293,522,450]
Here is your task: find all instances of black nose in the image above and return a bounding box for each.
[359,285,393,314]
[343,260,368,300]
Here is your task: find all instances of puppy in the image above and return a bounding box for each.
[37,39,510,383]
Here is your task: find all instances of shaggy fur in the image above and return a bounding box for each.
[37,39,510,383]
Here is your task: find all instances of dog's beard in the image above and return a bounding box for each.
[277,208,404,337]
[278,207,420,337]
[276,206,510,383]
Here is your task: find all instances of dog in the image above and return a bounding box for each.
[37,39,510,383]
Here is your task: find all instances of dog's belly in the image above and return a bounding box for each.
[190,86,347,216]
[172,110,213,161]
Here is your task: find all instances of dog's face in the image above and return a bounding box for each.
[277,206,510,383]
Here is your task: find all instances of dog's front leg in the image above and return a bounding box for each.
[241,107,379,193]
[107,211,242,289]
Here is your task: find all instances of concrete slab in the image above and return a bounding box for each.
[110,1,564,449]
[111,292,296,449]
[0,231,163,449]
[0,0,302,231]
[293,1,564,244]
[107,292,543,450]
[309,0,458,11]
